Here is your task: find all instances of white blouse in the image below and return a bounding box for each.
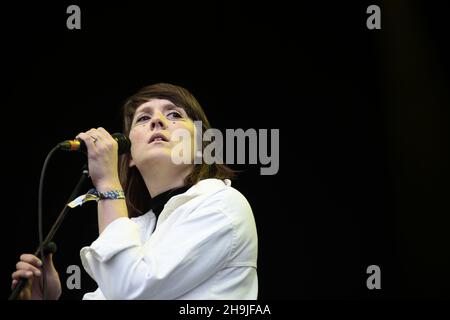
[80,178,258,299]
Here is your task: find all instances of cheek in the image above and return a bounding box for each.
[129,126,146,143]
[170,122,195,138]
[185,122,196,137]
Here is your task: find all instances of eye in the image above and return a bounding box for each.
[136,115,150,123]
[167,111,182,119]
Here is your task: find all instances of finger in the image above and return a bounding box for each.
[94,129,116,150]
[86,129,108,146]
[20,254,43,268]
[96,127,113,140]
[76,132,97,150]
[97,128,118,151]
[16,261,42,276]
[75,130,89,141]
[12,270,34,280]
[11,279,18,290]
[87,128,104,138]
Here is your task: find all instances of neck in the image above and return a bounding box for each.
[139,162,193,198]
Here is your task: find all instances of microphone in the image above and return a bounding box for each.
[58,133,131,154]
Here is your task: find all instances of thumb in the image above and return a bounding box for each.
[45,252,53,260]
[42,242,57,265]
[43,253,55,267]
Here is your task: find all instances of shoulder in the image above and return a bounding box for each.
[192,179,254,226]
[192,179,251,209]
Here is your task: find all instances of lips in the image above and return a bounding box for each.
[148,133,169,144]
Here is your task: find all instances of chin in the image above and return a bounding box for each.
[138,149,172,164]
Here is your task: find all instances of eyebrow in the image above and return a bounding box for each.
[134,103,184,115]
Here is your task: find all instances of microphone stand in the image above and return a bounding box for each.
[9,165,90,300]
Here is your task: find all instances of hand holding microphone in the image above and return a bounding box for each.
[59,131,130,154]
[61,128,130,191]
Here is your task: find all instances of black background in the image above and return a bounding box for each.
[2,0,450,301]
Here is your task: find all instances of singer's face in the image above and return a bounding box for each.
[128,99,196,168]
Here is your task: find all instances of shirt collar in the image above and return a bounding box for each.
[154,179,231,224]
[149,185,192,217]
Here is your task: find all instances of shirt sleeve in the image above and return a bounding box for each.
[80,207,234,299]
[82,287,106,300]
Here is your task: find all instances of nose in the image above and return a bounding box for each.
[149,111,168,131]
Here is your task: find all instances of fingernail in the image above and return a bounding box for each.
[35,270,42,276]
[26,271,33,276]
[37,260,42,267]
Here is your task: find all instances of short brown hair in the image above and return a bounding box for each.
[119,83,235,217]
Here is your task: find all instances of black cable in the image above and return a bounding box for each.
[9,148,89,300]
[38,145,59,300]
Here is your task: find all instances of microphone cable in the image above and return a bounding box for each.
[38,145,59,300]
[13,132,128,299]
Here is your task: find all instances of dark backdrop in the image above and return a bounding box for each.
[2,1,450,300]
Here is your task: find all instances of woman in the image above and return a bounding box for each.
[11,83,258,299]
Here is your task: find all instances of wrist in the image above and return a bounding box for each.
[87,188,125,202]
[95,180,122,193]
